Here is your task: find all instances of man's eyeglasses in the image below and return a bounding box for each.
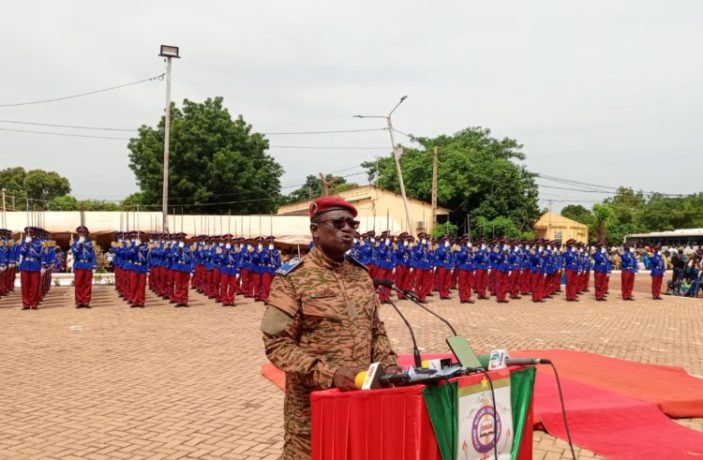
[313,218,360,230]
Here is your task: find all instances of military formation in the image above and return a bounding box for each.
[349,232,667,303]
[110,232,281,308]
[0,226,61,309]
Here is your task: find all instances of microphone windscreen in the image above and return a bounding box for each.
[355,371,368,389]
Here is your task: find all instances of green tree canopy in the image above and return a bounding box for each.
[127,97,284,214]
[0,167,71,209]
[361,127,540,235]
[280,174,358,205]
[561,204,594,226]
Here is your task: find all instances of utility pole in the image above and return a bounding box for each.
[431,146,438,231]
[318,173,339,197]
[159,45,180,233]
[354,95,413,234]
[1,188,6,229]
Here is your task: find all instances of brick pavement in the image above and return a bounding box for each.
[0,275,701,460]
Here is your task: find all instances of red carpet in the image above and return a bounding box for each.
[511,349,703,417]
[261,350,703,458]
[533,373,703,459]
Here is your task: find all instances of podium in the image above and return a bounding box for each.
[311,368,535,460]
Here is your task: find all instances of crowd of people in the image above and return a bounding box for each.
[3,224,702,310]
[109,231,281,308]
[348,233,671,303]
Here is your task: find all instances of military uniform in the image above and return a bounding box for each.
[71,226,97,308]
[261,196,398,460]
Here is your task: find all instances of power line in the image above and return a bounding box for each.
[0,127,129,141]
[0,119,135,132]
[0,74,164,108]
[263,128,387,135]
[270,145,388,150]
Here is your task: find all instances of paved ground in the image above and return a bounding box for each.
[1,275,701,460]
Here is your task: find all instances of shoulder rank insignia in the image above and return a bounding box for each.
[345,254,368,271]
[276,256,303,276]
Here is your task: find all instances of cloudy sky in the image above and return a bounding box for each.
[1,1,701,210]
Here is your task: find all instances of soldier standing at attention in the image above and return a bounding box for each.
[72,226,97,308]
[260,196,400,460]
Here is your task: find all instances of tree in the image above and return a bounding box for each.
[361,127,540,235]
[0,167,71,209]
[280,174,358,205]
[561,205,594,226]
[592,203,615,244]
[47,195,79,211]
[431,222,458,237]
[128,97,284,214]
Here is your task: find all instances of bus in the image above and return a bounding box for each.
[624,228,703,248]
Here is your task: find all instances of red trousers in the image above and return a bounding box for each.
[238,269,250,296]
[495,270,508,302]
[132,272,146,306]
[520,268,531,295]
[74,268,93,306]
[621,271,635,299]
[220,273,237,305]
[436,267,452,299]
[211,268,222,300]
[530,272,544,301]
[173,270,190,305]
[474,269,487,298]
[376,268,393,302]
[394,266,408,299]
[0,268,9,295]
[651,275,663,298]
[256,272,275,302]
[458,269,473,302]
[488,269,496,295]
[415,269,432,301]
[21,270,40,307]
[508,270,521,298]
[261,272,274,302]
[565,270,578,300]
[250,272,262,300]
[594,272,608,300]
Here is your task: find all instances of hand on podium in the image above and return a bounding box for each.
[334,367,363,391]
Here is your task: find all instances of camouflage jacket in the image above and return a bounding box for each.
[261,246,398,434]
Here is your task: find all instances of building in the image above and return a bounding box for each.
[276,185,449,235]
[533,212,588,244]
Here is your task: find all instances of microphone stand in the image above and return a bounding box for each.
[381,291,423,369]
[385,283,459,336]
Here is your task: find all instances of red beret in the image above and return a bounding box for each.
[309,196,357,220]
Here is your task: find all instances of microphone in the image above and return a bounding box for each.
[355,362,469,390]
[375,279,459,336]
[373,279,422,369]
[487,349,552,370]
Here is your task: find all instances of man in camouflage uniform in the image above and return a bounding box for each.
[261,196,400,460]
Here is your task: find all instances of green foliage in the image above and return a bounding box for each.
[47,195,79,210]
[361,127,540,235]
[280,175,358,205]
[47,195,120,211]
[122,192,145,208]
[127,97,284,214]
[0,167,71,209]
[560,204,594,226]
[471,215,522,239]
[561,188,703,245]
[431,222,458,237]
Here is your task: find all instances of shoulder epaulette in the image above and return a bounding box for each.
[276,256,303,276]
[345,254,368,271]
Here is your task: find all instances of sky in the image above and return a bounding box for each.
[1,1,701,212]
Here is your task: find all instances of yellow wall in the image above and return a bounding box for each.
[533,212,588,243]
[277,186,448,235]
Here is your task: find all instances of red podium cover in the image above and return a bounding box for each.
[311,371,533,460]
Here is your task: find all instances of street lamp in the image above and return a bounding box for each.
[354,95,413,233]
[158,44,180,233]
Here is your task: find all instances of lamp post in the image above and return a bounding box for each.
[354,96,413,234]
[158,44,180,233]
